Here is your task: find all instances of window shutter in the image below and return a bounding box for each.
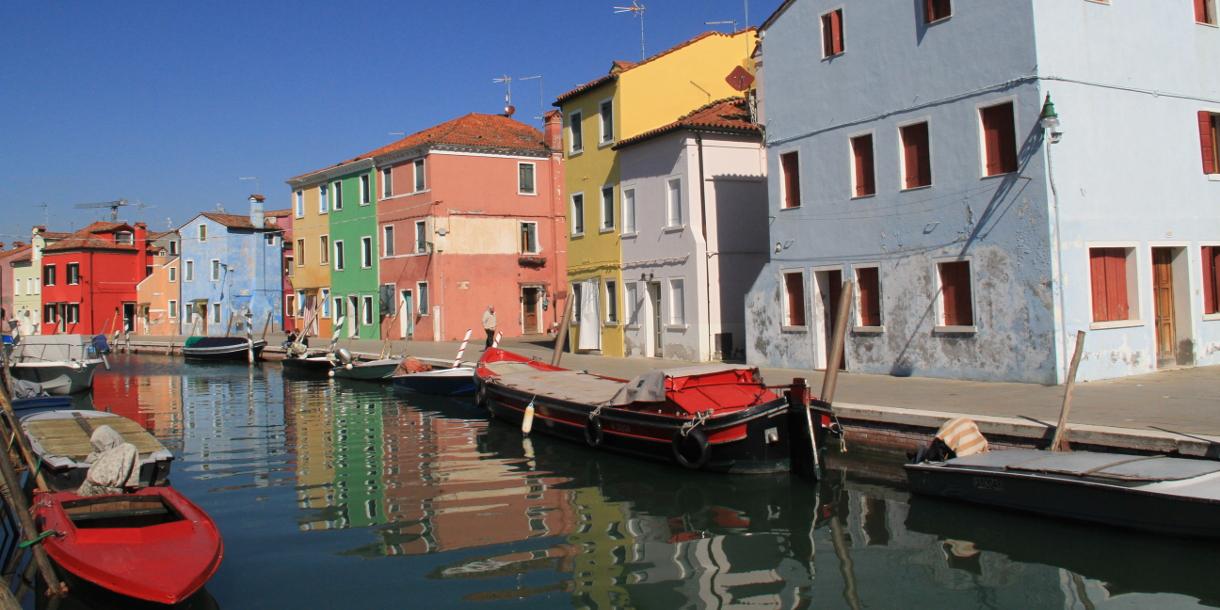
[830,10,843,54]
[782,153,801,207]
[1105,249,1128,321]
[785,273,805,326]
[1196,0,1209,22]
[903,123,931,188]
[1089,250,1109,321]
[1201,111,1218,175]
[858,267,880,326]
[852,136,875,197]
[1204,246,1219,314]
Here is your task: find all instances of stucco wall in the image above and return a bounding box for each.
[179,216,282,337]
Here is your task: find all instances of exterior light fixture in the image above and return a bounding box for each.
[1040,93,1062,143]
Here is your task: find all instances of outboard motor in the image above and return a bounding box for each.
[92,334,111,355]
[335,347,353,365]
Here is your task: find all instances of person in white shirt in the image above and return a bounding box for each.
[482,305,497,349]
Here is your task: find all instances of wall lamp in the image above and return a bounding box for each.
[1040,93,1063,143]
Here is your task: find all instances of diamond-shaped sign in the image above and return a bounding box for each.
[725,66,755,92]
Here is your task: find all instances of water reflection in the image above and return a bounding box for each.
[38,356,1219,609]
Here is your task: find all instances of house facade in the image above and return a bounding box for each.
[40,222,150,335]
[286,170,338,338]
[747,0,1220,382]
[557,29,758,357]
[9,228,66,335]
[614,98,768,361]
[135,231,181,336]
[326,167,380,340]
[265,209,296,333]
[177,197,283,336]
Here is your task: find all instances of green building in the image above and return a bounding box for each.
[326,167,380,340]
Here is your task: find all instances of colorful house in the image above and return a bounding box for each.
[325,167,379,339]
[556,29,758,356]
[40,222,151,335]
[264,209,296,332]
[135,231,180,336]
[286,164,347,338]
[9,227,68,336]
[373,111,569,342]
[177,196,283,336]
[614,97,767,361]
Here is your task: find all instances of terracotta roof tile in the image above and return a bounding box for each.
[265,208,292,218]
[200,211,274,230]
[43,236,136,252]
[613,97,760,149]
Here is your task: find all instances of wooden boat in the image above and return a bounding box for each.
[332,358,399,381]
[181,336,266,361]
[12,395,73,411]
[33,486,223,605]
[906,448,1220,538]
[392,365,476,396]
[474,347,794,474]
[22,410,173,492]
[280,353,336,378]
[9,335,104,395]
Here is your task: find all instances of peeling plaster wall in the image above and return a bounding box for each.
[179,217,282,337]
[749,0,1059,383]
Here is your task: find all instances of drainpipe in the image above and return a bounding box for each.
[695,132,714,361]
[1047,139,1069,384]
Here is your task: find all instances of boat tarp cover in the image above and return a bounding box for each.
[608,364,759,406]
[12,335,92,363]
[946,449,1220,482]
[184,336,250,349]
[486,361,623,404]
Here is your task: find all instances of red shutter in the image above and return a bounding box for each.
[1197,0,1210,23]
[852,135,875,197]
[981,104,1017,175]
[857,267,880,326]
[785,273,806,326]
[1204,246,1219,314]
[1201,111,1218,175]
[1106,249,1128,320]
[1089,250,1109,321]
[821,13,833,57]
[903,123,931,188]
[782,152,801,208]
[831,10,843,54]
[940,262,973,326]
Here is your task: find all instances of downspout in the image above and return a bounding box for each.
[1047,137,1069,384]
[696,132,714,360]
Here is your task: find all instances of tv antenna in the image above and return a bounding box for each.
[613,1,647,60]
[518,75,544,118]
[239,176,262,195]
[73,199,130,222]
[705,19,738,33]
[37,202,49,227]
[492,75,515,115]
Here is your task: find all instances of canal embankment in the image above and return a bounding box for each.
[113,333,1220,458]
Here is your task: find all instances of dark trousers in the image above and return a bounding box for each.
[485,329,495,348]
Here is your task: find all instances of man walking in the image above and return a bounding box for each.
[482,305,497,349]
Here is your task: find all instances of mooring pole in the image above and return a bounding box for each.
[1051,330,1086,452]
[550,297,574,367]
[819,281,855,405]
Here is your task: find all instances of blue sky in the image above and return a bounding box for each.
[0,0,776,238]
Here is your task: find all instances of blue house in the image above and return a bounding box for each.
[178,195,284,336]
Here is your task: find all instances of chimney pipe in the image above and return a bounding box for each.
[249,194,266,228]
[543,110,563,152]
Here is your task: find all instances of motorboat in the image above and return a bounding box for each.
[332,357,400,381]
[392,363,476,396]
[181,336,266,361]
[9,335,104,395]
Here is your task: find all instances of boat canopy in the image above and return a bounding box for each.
[608,364,761,406]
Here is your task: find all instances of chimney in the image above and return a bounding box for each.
[543,110,563,152]
[13,241,24,249]
[134,222,149,277]
[249,194,266,228]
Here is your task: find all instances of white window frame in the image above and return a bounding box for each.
[517,162,537,195]
[975,97,1019,179]
[898,117,935,191]
[66,303,79,325]
[624,281,639,327]
[416,281,429,314]
[820,7,845,59]
[168,299,178,319]
[781,269,807,331]
[413,158,426,193]
[932,256,978,334]
[381,168,393,198]
[360,236,372,268]
[360,174,371,205]
[66,263,79,285]
[210,259,221,282]
[319,235,330,265]
[665,178,684,229]
[295,290,305,315]
[519,221,540,254]
[598,98,614,145]
[604,277,618,325]
[362,295,374,326]
[1085,242,1144,329]
[848,130,876,199]
[211,303,222,324]
[1197,0,1217,25]
[600,185,615,232]
[568,110,584,154]
[414,220,428,254]
[570,193,585,236]
[332,180,343,210]
[295,190,304,218]
[383,224,395,257]
[668,278,686,327]
[852,263,884,332]
[318,183,329,214]
[621,187,637,235]
[168,266,177,283]
[184,260,194,282]
[333,240,345,271]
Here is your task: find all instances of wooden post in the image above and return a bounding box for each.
[261,310,273,341]
[224,311,235,337]
[550,297,574,367]
[1051,330,1086,452]
[819,281,855,405]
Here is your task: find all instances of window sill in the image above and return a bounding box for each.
[933,325,977,335]
[781,325,808,333]
[852,325,884,335]
[571,232,585,239]
[925,15,952,24]
[665,324,688,332]
[599,227,616,234]
[518,191,538,197]
[1202,313,1220,321]
[359,202,370,207]
[663,226,685,234]
[1090,319,1144,330]
[620,231,638,239]
[850,193,875,200]
[603,321,619,328]
[901,184,933,192]
[1197,20,1219,29]
[598,140,614,149]
[981,170,1017,180]
[821,52,844,61]
[569,150,584,158]
[779,204,801,211]
[1208,174,1220,182]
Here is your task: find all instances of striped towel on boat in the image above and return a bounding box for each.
[935,417,988,457]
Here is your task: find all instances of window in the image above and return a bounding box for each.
[1089,248,1135,322]
[599,99,614,144]
[924,0,951,23]
[169,240,178,256]
[66,304,79,325]
[168,300,178,319]
[331,296,341,319]
[296,239,305,265]
[42,265,56,286]
[413,159,426,192]
[1204,246,1220,315]
[211,303,222,324]
[624,282,639,325]
[417,282,429,313]
[333,180,343,210]
[1199,111,1219,175]
[334,240,345,270]
[666,179,683,227]
[43,304,55,324]
[414,221,427,254]
[572,283,583,323]
[569,111,584,153]
[381,168,393,198]
[168,266,177,283]
[669,279,686,325]
[67,263,79,285]
[145,265,153,277]
[937,260,974,327]
[850,134,876,197]
[362,295,374,325]
[1197,0,1216,25]
[571,193,585,235]
[821,8,844,57]
[605,278,618,323]
[520,222,539,253]
[360,174,371,204]
[285,257,294,276]
[12,278,18,296]
[600,186,615,231]
[210,259,221,281]
[30,278,37,294]
[184,260,194,282]
[321,288,331,318]
[296,290,305,315]
[383,225,395,257]
[980,102,1018,176]
[319,184,329,213]
[518,163,536,194]
[116,231,133,245]
[901,122,932,189]
[780,151,801,208]
[856,267,882,327]
[320,235,329,264]
[264,234,276,247]
[622,188,636,234]
[295,191,304,217]
[783,271,806,327]
[360,236,372,268]
[284,295,294,318]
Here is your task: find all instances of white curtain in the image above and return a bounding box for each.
[578,279,601,351]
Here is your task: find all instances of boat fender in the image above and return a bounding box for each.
[522,397,536,435]
[584,416,604,448]
[672,428,711,470]
[475,383,489,409]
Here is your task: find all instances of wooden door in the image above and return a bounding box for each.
[648,282,662,358]
[522,287,539,334]
[823,270,845,370]
[1152,248,1176,365]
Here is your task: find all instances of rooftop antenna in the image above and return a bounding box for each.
[239,176,261,195]
[37,202,48,227]
[614,1,647,60]
[492,74,515,116]
[166,217,174,230]
[518,75,544,119]
[705,19,738,32]
[73,199,130,222]
[744,0,750,27]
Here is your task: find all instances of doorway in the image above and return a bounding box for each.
[348,295,359,338]
[521,286,541,334]
[400,290,414,339]
[646,281,662,358]
[1151,247,1191,367]
[122,303,136,333]
[815,269,846,371]
[196,302,208,335]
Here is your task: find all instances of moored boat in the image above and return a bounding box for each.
[22,410,174,492]
[392,364,476,396]
[33,486,224,605]
[280,353,336,378]
[9,335,104,395]
[474,347,794,474]
[332,357,399,381]
[181,336,266,361]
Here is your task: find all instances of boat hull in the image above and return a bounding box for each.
[392,367,476,396]
[34,487,223,604]
[10,361,101,395]
[181,338,266,361]
[332,360,399,381]
[281,356,335,378]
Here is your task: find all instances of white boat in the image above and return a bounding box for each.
[21,410,174,492]
[332,358,400,381]
[9,335,104,395]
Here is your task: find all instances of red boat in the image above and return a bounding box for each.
[33,486,223,605]
[475,348,807,474]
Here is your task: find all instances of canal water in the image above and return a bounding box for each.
[36,355,1220,609]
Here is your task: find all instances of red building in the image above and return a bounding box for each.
[41,221,152,335]
[265,208,296,332]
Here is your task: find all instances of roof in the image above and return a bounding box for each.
[613,97,760,149]
[265,208,292,218]
[38,231,71,240]
[554,30,753,105]
[2,244,31,263]
[81,221,132,234]
[43,235,139,253]
[759,0,798,31]
[199,211,275,231]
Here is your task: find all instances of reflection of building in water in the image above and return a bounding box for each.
[135,373,184,439]
[92,369,146,428]
[178,369,285,490]
[290,382,336,530]
[331,396,384,529]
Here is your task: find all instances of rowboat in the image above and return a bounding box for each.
[280,353,336,378]
[9,335,104,395]
[33,486,223,604]
[474,347,794,474]
[392,365,476,396]
[181,336,266,361]
[332,358,400,381]
[906,448,1220,538]
[22,410,173,492]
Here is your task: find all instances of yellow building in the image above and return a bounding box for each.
[10,227,68,336]
[284,179,333,338]
[556,30,756,356]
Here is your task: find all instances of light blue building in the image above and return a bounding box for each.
[747,0,1220,383]
[178,196,284,336]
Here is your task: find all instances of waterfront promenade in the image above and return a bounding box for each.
[123,333,1220,455]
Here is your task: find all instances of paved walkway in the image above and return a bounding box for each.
[128,333,1220,437]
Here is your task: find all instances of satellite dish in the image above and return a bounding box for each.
[725,66,755,92]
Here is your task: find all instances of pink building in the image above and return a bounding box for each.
[264,208,295,332]
[374,111,567,341]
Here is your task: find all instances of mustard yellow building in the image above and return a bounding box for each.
[556,30,757,356]
[285,178,333,338]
